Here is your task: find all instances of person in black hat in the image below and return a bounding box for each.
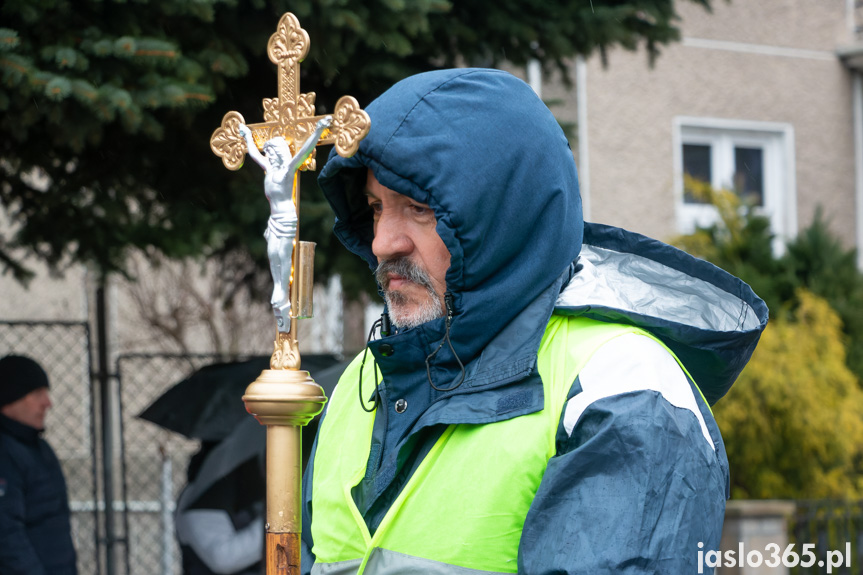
[0,354,77,575]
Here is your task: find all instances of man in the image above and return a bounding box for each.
[302,68,768,574]
[0,354,77,575]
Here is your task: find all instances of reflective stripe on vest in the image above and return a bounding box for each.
[310,315,691,574]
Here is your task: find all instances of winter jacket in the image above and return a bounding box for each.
[302,68,768,574]
[0,413,77,575]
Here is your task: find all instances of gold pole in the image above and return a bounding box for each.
[243,368,326,574]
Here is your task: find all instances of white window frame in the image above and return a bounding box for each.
[672,117,797,253]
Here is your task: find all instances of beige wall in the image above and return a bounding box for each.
[0,240,90,322]
[579,0,859,247]
[677,0,851,51]
[0,251,346,358]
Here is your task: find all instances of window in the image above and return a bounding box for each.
[673,118,796,252]
[682,144,712,204]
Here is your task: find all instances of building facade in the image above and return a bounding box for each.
[545,0,863,266]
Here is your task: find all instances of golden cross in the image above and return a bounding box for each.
[210,12,370,171]
[209,12,369,371]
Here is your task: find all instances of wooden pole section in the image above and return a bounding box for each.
[266,533,301,574]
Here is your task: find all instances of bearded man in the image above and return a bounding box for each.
[301,68,767,574]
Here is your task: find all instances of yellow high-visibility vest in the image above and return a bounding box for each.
[310,315,694,575]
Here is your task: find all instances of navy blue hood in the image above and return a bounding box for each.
[320,68,582,396]
[319,67,767,415]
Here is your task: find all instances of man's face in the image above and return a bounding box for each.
[1,387,52,430]
[366,171,451,329]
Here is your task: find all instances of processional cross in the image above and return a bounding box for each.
[210,13,369,575]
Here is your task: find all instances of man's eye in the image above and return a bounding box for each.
[368,202,382,213]
[410,204,430,216]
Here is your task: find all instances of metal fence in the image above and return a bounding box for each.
[790,500,863,574]
[0,320,100,575]
[115,353,228,575]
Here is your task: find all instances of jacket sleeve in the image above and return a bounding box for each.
[0,446,47,575]
[518,334,729,574]
[175,508,263,574]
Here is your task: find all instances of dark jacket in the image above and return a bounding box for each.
[304,68,768,573]
[0,413,77,575]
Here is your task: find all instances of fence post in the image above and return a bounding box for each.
[718,500,797,574]
[160,446,174,575]
[96,282,117,575]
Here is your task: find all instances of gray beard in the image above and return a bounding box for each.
[376,258,444,330]
[383,289,443,330]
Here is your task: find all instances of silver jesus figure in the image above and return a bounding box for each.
[238,117,333,319]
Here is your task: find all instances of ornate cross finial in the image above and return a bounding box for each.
[210,12,370,170]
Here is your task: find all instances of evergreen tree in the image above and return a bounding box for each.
[783,210,863,380]
[1,0,711,298]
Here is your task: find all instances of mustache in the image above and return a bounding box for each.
[375,258,435,291]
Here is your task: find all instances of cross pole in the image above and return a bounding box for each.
[209,12,369,575]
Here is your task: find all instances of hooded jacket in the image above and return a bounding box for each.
[304,68,768,573]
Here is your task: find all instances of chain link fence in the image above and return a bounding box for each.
[0,320,99,575]
[116,353,227,575]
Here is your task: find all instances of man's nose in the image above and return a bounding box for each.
[372,213,414,261]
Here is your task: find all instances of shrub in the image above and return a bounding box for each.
[714,291,863,499]
[673,181,863,499]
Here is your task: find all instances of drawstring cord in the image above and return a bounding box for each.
[359,293,465,411]
[358,318,383,412]
[425,292,465,392]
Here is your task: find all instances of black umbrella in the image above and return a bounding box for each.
[138,354,346,441]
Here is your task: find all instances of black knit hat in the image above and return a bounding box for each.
[0,355,50,408]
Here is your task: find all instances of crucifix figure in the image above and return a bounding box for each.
[238,117,332,318]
